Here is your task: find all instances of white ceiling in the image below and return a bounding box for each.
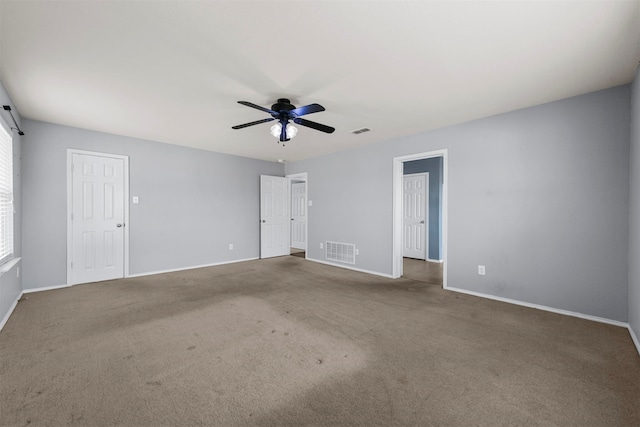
[1,1,639,162]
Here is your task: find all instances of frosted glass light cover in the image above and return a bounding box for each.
[286,124,298,138]
[270,123,282,138]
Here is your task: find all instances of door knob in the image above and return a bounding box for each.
[420,220,425,224]
[262,220,266,223]
[117,224,123,227]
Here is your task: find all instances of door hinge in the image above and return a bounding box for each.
[70,261,73,269]
[71,213,74,221]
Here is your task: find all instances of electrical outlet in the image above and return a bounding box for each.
[355,249,359,255]
[320,242,323,249]
[478,265,486,276]
[228,243,234,250]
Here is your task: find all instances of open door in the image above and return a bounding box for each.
[260,175,290,258]
[403,173,428,260]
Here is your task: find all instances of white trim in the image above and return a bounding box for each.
[445,285,629,328]
[286,172,308,182]
[0,257,20,275]
[393,149,448,285]
[23,283,70,293]
[286,172,308,258]
[629,325,640,356]
[427,258,444,263]
[0,291,21,331]
[22,257,260,290]
[308,258,395,279]
[127,257,259,278]
[67,149,130,285]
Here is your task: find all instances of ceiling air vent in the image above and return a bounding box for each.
[351,127,371,135]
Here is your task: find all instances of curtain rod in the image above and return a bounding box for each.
[2,106,25,135]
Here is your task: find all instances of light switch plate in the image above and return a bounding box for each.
[132,196,139,204]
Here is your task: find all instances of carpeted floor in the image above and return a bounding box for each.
[1,256,638,426]
[290,249,305,259]
[402,258,442,285]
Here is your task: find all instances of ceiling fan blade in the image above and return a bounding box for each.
[293,118,335,133]
[237,101,277,115]
[289,103,325,117]
[231,117,275,129]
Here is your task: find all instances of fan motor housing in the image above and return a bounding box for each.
[271,98,295,113]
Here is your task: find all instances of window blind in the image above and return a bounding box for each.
[0,123,13,266]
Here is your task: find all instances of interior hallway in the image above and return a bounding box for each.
[403,258,443,286]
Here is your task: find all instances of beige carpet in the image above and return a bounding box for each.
[1,256,638,426]
[402,258,442,285]
[290,250,305,259]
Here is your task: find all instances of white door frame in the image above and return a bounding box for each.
[286,172,308,257]
[392,149,448,286]
[403,172,429,260]
[67,149,130,285]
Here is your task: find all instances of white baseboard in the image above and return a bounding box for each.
[0,291,22,331]
[445,285,629,328]
[427,258,444,263]
[20,259,261,291]
[127,257,259,278]
[23,283,70,294]
[629,325,640,356]
[308,258,394,279]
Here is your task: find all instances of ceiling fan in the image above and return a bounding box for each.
[232,98,335,143]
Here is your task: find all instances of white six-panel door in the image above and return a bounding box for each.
[70,153,125,284]
[291,182,307,250]
[260,175,290,258]
[403,173,428,260]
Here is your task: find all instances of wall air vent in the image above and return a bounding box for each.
[326,241,356,264]
[351,127,371,135]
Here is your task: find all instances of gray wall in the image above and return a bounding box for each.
[404,157,443,260]
[21,120,283,290]
[629,65,640,343]
[286,85,631,322]
[0,81,22,324]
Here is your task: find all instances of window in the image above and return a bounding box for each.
[0,121,13,265]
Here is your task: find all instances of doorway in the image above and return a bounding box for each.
[66,149,130,285]
[286,172,308,259]
[259,173,309,259]
[392,150,447,287]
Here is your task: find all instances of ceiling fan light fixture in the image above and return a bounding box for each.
[286,123,298,139]
[271,122,298,140]
[270,123,282,138]
[233,99,335,143]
